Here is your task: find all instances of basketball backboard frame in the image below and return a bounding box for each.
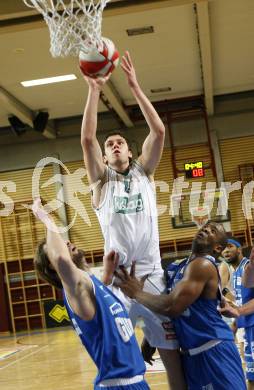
[171,187,231,229]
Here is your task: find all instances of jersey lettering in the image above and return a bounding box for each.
[202,384,214,390]
[113,194,144,214]
[115,317,134,342]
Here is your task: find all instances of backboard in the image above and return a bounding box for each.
[171,187,231,228]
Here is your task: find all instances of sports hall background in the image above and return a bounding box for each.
[0,0,253,336]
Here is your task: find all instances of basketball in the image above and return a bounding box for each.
[79,37,119,78]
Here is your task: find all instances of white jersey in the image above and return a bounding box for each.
[94,160,162,276]
[94,161,178,349]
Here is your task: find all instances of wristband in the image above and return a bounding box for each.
[222,287,230,296]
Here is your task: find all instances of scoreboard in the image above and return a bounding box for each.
[184,161,205,178]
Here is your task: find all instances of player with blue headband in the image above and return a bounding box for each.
[222,236,254,388]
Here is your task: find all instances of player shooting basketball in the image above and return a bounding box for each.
[81,51,186,389]
[20,1,185,385]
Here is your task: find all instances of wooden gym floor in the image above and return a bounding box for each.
[0,327,168,390]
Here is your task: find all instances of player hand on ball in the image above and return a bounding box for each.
[82,73,111,90]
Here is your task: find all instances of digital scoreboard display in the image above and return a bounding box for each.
[184,161,205,178]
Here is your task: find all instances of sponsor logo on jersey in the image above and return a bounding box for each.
[162,321,174,332]
[113,194,144,214]
[166,333,177,340]
[110,302,124,316]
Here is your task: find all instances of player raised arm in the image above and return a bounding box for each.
[81,75,109,184]
[32,199,95,320]
[121,51,165,176]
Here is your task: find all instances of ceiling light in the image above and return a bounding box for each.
[21,74,77,87]
[127,26,154,36]
[14,48,25,53]
[151,87,172,93]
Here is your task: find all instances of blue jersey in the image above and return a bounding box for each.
[166,258,188,293]
[233,257,254,328]
[168,255,234,350]
[63,274,146,386]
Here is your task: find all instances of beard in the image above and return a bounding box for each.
[72,249,89,271]
[192,238,214,256]
[226,254,239,265]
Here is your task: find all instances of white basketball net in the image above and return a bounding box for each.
[23,0,111,57]
[190,206,210,228]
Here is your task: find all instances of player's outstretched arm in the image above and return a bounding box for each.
[115,259,214,317]
[220,298,254,318]
[121,52,165,176]
[219,261,230,289]
[32,199,94,319]
[81,75,110,184]
[32,199,82,287]
[101,250,119,285]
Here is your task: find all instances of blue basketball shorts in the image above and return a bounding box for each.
[244,326,254,381]
[182,340,246,390]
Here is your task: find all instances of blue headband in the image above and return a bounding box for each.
[227,238,241,248]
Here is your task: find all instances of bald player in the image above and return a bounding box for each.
[116,222,246,390]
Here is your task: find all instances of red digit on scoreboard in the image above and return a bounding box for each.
[192,169,198,177]
[192,168,204,177]
[198,168,204,177]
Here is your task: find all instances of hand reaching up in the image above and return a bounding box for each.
[121,51,139,89]
[27,198,55,231]
[81,72,111,91]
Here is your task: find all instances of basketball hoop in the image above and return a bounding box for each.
[190,206,210,228]
[23,0,111,57]
[171,188,230,229]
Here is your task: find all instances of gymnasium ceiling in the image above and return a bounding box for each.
[0,0,254,139]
